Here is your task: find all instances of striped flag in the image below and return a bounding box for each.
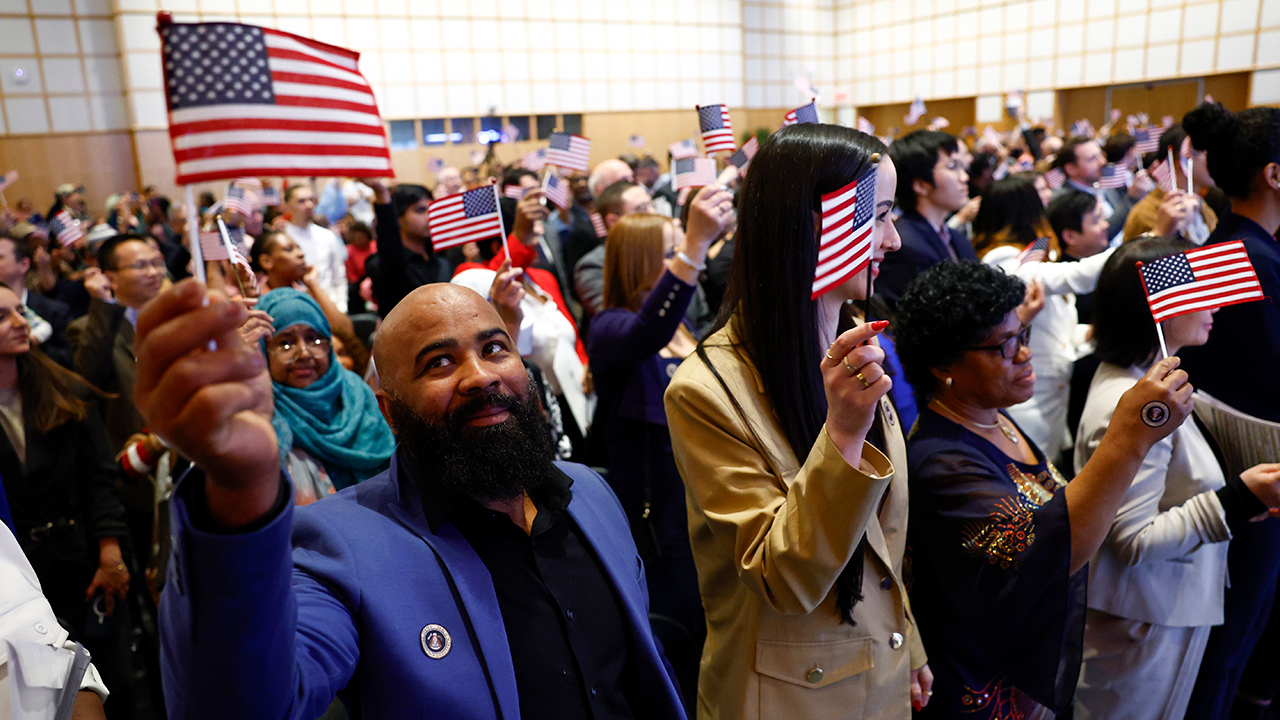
[546,132,591,172]
[50,210,82,247]
[427,184,505,252]
[668,138,697,160]
[198,230,229,261]
[1150,160,1174,192]
[503,184,527,200]
[28,225,50,243]
[727,136,758,174]
[673,157,717,191]
[813,165,877,299]
[697,104,736,153]
[542,171,571,209]
[157,19,392,184]
[1098,164,1128,190]
[260,186,280,206]
[904,96,926,125]
[1139,241,1264,322]
[1043,167,1066,189]
[224,185,255,216]
[590,212,607,239]
[784,101,819,126]
[522,148,547,171]
[1017,236,1051,265]
[1133,126,1162,154]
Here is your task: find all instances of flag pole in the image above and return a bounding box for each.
[186,185,207,286]
[1156,321,1170,359]
[1135,259,1169,359]
[1167,147,1176,191]
[492,181,510,261]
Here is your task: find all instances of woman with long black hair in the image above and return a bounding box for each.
[664,122,930,720]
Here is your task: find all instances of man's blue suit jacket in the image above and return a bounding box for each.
[159,455,687,719]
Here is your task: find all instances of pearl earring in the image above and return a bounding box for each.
[945,377,953,388]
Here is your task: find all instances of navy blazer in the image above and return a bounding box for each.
[159,455,686,720]
[1179,212,1280,422]
[877,209,976,308]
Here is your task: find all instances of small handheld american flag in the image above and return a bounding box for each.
[157,18,393,184]
[427,183,506,252]
[783,101,819,126]
[522,148,547,172]
[1150,159,1175,192]
[1133,127,1163,154]
[590,212,607,239]
[542,171,571,209]
[813,164,878,299]
[503,184,527,200]
[198,230,229,261]
[697,104,736,154]
[1043,167,1066,190]
[904,97,926,125]
[260,186,281,207]
[546,132,591,172]
[50,210,82,248]
[673,157,717,191]
[668,139,697,160]
[1098,164,1128,190]
[1138,241,1264,324]
[727,136,759,174]
[1017,236,1051,265]
[224,186,255,217]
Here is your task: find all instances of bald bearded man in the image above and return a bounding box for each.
[135,281,686,720]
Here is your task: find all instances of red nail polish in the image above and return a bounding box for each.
[871,320,890,330]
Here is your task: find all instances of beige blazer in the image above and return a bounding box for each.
[664,324,925,720]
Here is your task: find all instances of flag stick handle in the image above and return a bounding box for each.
[1156,321,1169,359]
[540,167,553,208]
[0,190,7,209]
[185,185,216,351]
[215,215,249,298]
[493,182,510,261]
[1167,148,1176,192]
[1185,156,1194,195]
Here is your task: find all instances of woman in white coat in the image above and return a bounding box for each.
[1073,237,1280,720]
[974,178,1115,458]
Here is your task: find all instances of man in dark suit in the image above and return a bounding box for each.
[879,130,977,310]
[0,233,73,366]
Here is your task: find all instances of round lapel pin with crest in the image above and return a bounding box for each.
[420,624,452,659]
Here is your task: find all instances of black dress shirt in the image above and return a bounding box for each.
[415,456,640,720]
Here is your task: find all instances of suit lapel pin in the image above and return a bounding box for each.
[420,624,452,659]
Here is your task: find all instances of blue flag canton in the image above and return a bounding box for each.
[698,105,725,130]
[546,174,561,190]
[795,103,820,123]
[162,23,274,110]
[549,133,573,150]
[851,166,877,228]
[463,187,497,217]
[1141,253,1195,294]
[728,147,749,169]
[674,157,699,175]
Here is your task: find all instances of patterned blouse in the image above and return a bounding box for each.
[906,407,1086,719]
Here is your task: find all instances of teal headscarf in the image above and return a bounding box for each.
[258,288,394,489]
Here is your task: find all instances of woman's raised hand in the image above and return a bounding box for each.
[684,186,735,253]
[822,320,892,466]
[1109,356,1193,449]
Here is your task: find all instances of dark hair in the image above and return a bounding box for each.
[971,174,1056,258]
[595,180,640,219]
[0,235,33,266]
[1093,236,1194,367]
[713,122,885,627]
[1046,191,1098,241]
[1156,124,1187,164]
[391,184,433,217]
[502,168,536,188]
[96,234,150,271]
[249,231,287,273]
[348,221,373,240]
[1102,132,1135,163]
[1052,136,1094,172]
[636,155,660,172]
[893,261,1025,400]
[284,184,310,203]
[889,129,957,213]
[1184,102,1280,199]
[968,151,998,198]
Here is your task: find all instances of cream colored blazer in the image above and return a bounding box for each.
[664,325,925,720]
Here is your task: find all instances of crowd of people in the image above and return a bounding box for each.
[1,98,1278,720]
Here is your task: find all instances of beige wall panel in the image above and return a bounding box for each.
[0,131,137,215]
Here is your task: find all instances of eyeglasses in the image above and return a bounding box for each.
[965,323,1031,360]
[268,333,331,362]
[119,258,166,272]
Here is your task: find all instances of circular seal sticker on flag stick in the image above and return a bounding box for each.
[1141,401,1171,428]
[421,624,452,659]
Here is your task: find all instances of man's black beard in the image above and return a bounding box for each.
[387,381,559,504]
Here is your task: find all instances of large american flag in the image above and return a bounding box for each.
[1134,126,1162,154]
[697,104,736,153]
[157,19,392,184]
[813,165,877,299]
[1139,241,1264,323]
[546,132,591,172]
[784,101,819,126]
[673,157,716,191]
[427,184,505,251]
[727,136,758,174]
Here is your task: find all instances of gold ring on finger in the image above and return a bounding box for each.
[855,370,872,389]
[843,357,856,376]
